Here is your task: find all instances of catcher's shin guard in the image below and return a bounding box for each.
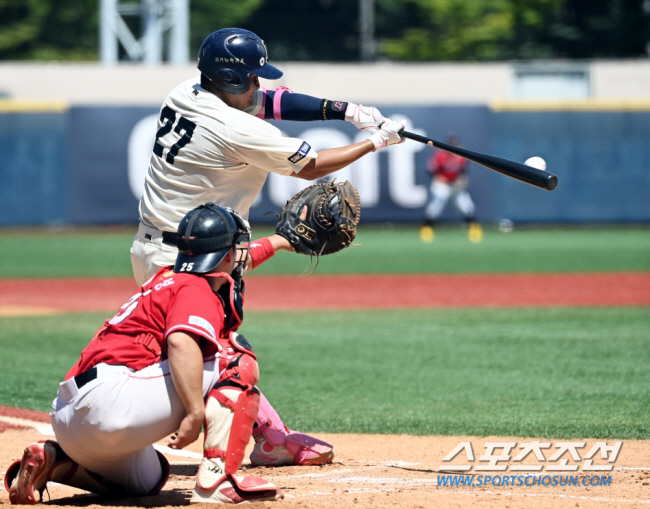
[191,352,283,504]
[4,440,154,504]
[250,394,334,467]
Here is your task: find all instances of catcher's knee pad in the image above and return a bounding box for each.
[219,332,259,386]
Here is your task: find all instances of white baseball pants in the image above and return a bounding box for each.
[50,360,221,494]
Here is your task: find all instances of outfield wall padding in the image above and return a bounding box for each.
[1,105,648,225]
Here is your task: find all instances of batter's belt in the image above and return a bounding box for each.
[138,221,178,247]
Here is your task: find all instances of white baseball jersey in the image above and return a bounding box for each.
[139,76,317,231]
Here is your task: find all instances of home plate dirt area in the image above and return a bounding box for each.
[1,427,649,509]
[1,273,649,508]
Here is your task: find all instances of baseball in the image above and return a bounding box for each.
[524,156,547,171]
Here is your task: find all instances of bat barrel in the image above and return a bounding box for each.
[545,174,558,191]
[401,130,558,191]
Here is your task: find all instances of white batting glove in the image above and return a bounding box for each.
[345,103,384,132]
[367,119,406,151]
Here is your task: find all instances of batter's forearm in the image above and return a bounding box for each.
[259,89,348,122]
[296,141,374,180]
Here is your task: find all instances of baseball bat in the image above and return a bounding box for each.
[400,130,558,191]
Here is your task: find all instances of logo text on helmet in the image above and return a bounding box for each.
[213,57,244,64]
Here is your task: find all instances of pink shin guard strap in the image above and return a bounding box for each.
[204,449,226,459]
[255,393,289,447]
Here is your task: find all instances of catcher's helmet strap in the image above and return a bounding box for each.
[214,273,244,334]
[181,236,233,253]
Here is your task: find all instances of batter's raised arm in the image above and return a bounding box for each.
[249,87,384,131]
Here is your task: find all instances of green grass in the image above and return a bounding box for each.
[1,307,648,439]
[1,224,647,438]
[0,313,104,411]
[0,224,649,277]
[0,228,135,278]
[259,224,650,274]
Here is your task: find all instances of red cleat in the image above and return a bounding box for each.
[7,441,56,504]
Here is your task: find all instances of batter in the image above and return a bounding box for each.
[130,27,405,467]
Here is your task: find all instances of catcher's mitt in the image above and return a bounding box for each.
[275,180,361,256]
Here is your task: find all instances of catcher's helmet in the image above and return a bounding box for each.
[197,28,282,95]
[174,203,250,275]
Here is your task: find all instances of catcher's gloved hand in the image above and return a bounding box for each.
[275,180,361,256]
[367,119,406,151]
[345,103,384,133]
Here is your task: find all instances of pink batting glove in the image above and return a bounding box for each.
[345,102,384,132]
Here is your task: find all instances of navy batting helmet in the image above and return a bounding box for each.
[174,203,250,275]
[197,28,283,95]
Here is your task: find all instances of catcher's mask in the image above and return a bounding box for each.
[197,28,282,95]
[174,203,251,277]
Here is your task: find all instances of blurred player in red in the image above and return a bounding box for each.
[420,134,482,243]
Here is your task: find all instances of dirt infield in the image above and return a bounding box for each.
[1,273,649,507]
[1,272,649,314]
[1,423,649,509]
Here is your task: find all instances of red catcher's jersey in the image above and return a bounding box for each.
[428,150,468,184]
[65,267,225,379]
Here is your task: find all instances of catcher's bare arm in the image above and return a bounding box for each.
[167,331,205,450]
[242,234,294,272]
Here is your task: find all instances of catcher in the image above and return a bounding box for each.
[5,186,359,505]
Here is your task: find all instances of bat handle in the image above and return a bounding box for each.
[401,131,431,145]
